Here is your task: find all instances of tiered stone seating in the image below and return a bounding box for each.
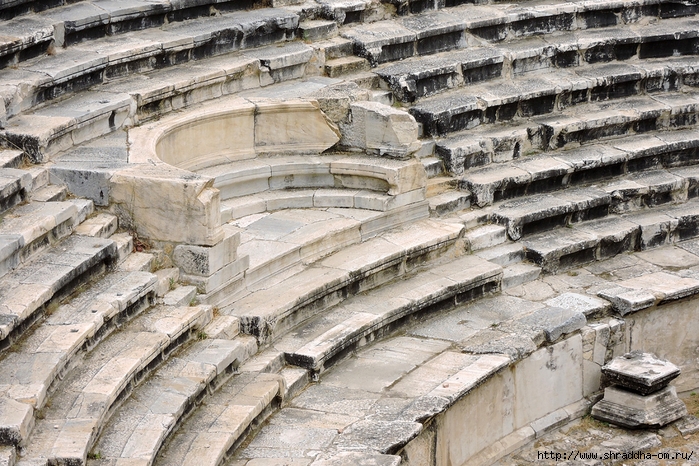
[2,0,699,464]
[229,240,699,465]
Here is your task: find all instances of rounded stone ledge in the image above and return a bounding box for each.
[127,95,341,171]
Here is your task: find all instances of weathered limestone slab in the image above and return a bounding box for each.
[0,168,30,213]
[435,136,488,176]
[544,292,609,317]
[615,271,699,304]
[602,351,681,395]
[410,94,482,137]
[109,163,222,246]
[524,228,599,273]
[492,194,573,241]
[341,20,416,65]
[512,306,586,344]
[462,164,531,207]
[464,224,506,251]
[341,102,421,158]
[244,42,313,83]
[162,285,197,307]
[501,263,541,289]
[253,99,341,155]
[597,285,657,315]
[330,156,427,196]
[376,55,463,103]
[0,397,33,446]
[181,255,248,294]
[173,225,240,276]
[592,385,687,428]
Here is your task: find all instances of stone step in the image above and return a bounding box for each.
[220,187,426,222]
[490,186,612,241]
[281,254,502,375]
[501,261,542,289]
[0,91,135,163]
[324,55,371,78]
[299,19,338,41]
[90,333,258,466]
[490,166,699,241]
[228,218,465,344]
[462,128,699,206]
[218,202,431,309]
[464,223,508,250]
[0,150,24,168]
[0,1,297,69]
[17,304,212,466]
[436,91,699,175]
[200,155,427,206]
[474,240,525,266]
[376,19,699,102]
[0,233,117,349]
[412,58,699,139]
[29,183,67,202]
[0,198,79,259]
[427,189,472,216]
[73,212,118,238]
[426,176,456,197]
[152,371,284,466]
[0,168,31,215]
[0,16,309,139]
[341,1,696,66]
[421,156,444,178]
[521,197,699,272]
[0,271,157,412]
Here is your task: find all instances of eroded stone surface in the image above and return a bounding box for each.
[602,351,681,395]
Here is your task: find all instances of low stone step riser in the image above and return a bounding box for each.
[0,186,28,216]
[238,238,461,345]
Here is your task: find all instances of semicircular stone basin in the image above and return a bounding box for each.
[127,95,428,221]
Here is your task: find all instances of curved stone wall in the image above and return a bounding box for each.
[128,96,341,171]
[399,297,699,466]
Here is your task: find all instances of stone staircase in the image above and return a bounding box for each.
[1,0,699,465]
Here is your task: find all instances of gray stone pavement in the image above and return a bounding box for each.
[494,395,699,466]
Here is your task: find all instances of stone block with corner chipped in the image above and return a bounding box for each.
[0,397,33,446]
[545,292,610,318]
[675,415,699,436]
[591,385,687,429]
[109,163,223,246]
[597,285,656,315]
[602,351,681,395]
[173,225,241,276]
[511,306,586,343]
[341,102,421,159]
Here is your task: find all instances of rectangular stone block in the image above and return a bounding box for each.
[181,255,249,294]
[173,225,241,276]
